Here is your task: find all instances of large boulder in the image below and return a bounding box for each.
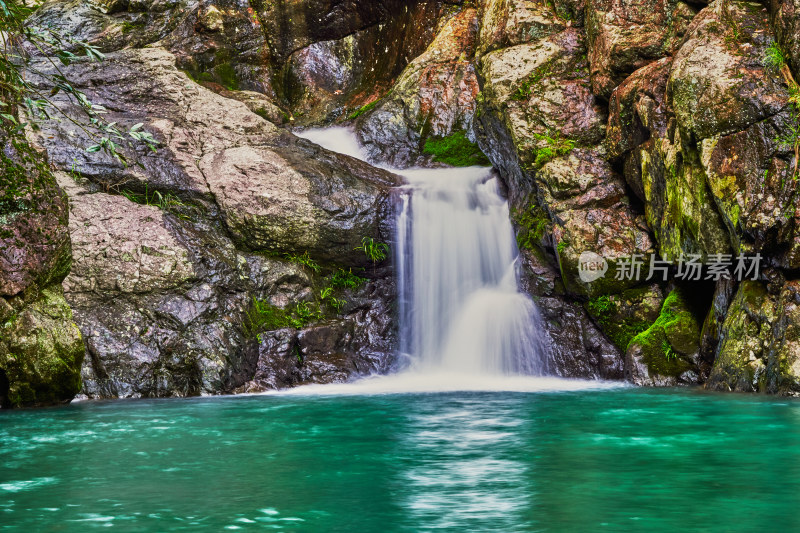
[475,26,653,297]
[356,7,482,167]
[625,287,704,386]
[706,279,800,394]
[32,48,399,266]
[0,137,83,408]
[26,48,399,399]
[586,0,697,98]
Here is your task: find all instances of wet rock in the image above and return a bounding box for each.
[356,7,481,167]
[31,48,399,267]
[586,0,697,98]
[0,286,84,408]
[625,287,703,386]
[518,247,624,379]
[706,280,800,394]
[24,48,398,400]
[0,136,83,408]
[477,0,575,57]
[584,285,664,353]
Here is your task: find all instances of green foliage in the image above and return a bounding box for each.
[348,99,380,120]
[358,237,389,265]
[764,41,786,71]
[0,1,159,164]
[120,184,183,209]
[244,298,322,337]
[511,61,553,101]
[587,295,616,316]
[422,131,490,167]
[661,340,677,361]
[284,251,321,273]
[514,203,550,251]
[532,131,575,168]
[319,287,346,313]
[327,268,366,290]
[586,295,651,353]
[556,239,568,255]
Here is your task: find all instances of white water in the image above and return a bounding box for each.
[298,127,551,380]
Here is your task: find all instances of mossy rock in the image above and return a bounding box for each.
[625,288,702,385]
[585,286,663,353]
[0,286,85,408]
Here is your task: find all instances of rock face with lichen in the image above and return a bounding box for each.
[10,0,800,405]
[0,136,84,408]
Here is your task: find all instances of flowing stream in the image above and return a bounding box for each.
[297,127,548,379]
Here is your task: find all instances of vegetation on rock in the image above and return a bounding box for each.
[422,131,490,167]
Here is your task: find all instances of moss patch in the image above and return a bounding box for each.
[629,288,701,378]
[348,99,381,120]
[513,201,551,251]
[423,131,490,167]
[586,294,652,352]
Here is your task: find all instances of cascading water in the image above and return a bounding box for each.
[298,127,548,378]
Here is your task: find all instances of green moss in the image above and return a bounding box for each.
[586,295,651,352]
[348,99,380,120]
[532,132,575,168]
[514,202,550,251]
[511,60,554,101]
[629,288,701,378]
[0,287,84,408]
[423,131,490,167]
[215,62,239,91]
[120,19,145,34]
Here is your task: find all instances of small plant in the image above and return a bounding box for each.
[764,41,787,71]
[328,268,366,289]
[285,251,321,273]
[244,297,322,337]
[532,131,575,168]
[511,61,554,101]
[119,184,188,218]
[556,239,569,255]
[514,203,550,251]
[587,295,617,317]
[358,237,389,265]
[662,340,677,361]
[422,131,490,167]
[348,99,381,120]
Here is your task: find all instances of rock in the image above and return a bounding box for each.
[356,7,482,167]
[770,0,800,78]
[255,0,447,123]
[0,286,84,408]
[586,0,696,98]
[669,1,784,142]
[33,0,280,99]
[477,0,574,57]
[31,48,400,267]
[706,279,800,394]
[518,246,624,379]
[625,287,703,386]
[698,278,737,374]
[0,135,83,408]
[585,285,664,353]
[0,139,71,297]
[23,48,398,400]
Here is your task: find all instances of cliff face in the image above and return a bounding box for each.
[6,0,800,405]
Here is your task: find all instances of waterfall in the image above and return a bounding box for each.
[298,127,548,377]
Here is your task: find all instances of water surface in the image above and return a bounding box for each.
[3,386,800,531]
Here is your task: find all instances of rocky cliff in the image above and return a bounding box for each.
[4,0,800,406]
